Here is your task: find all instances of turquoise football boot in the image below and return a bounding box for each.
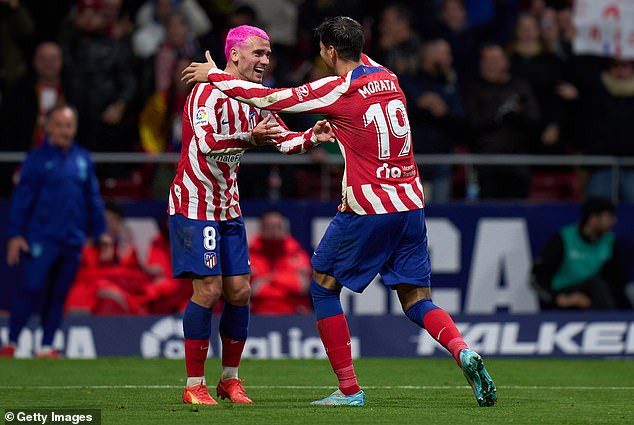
[460,349,497,407]
[310,389,366,406]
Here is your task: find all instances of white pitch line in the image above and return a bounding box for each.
[0,385,633,390]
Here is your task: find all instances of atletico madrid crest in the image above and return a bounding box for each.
[204,252,217,269]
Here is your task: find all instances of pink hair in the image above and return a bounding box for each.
[224,25,270,62]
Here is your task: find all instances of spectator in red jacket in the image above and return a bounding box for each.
[143,216,192,314]
[66,201,149,315]
[249,210,312,315]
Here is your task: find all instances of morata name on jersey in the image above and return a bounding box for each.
[358,79,398,99]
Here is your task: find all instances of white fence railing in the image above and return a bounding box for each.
[1,152,633,202]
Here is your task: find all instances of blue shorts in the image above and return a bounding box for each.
[168,214,250,278]
[311,209,431,293]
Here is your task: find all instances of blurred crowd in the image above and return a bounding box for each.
[1,0,633,203]
[63,204,313,316]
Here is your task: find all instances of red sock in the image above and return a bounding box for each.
[317,314,361,395]
[184,338,209,377]
[221,335,246,368]
[423,309,469,366]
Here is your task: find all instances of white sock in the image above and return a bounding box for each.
[186,376,206,387]
[221,367,239,381]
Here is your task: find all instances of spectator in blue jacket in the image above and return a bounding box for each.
[0,104,112,358]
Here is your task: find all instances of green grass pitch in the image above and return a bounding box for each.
[1,357,633,424]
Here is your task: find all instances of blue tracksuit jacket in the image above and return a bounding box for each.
[6,140,106,246]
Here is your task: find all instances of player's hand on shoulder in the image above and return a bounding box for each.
[181,50,218,85]
[6,236,29,266]
[251,114,283,146]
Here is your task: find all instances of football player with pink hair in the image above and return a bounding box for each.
[171,25,335,405]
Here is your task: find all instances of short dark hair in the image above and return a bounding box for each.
[580,197,615,225]
[46,103,78,122]
[314,16,364,62]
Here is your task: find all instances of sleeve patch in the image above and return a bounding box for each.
[194,107,209,127]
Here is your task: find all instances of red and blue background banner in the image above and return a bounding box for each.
[1,313,633,359]
[1,200,633,358]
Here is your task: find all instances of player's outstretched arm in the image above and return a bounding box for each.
[278,119,335,155]
[265,111,335,155]
[184,51,347,115]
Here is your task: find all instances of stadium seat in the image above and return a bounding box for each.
[100,169,149,200]
[293,167,344,200]
[529,171,582,201]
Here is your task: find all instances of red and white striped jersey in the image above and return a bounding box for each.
[206,54,425,215]
[169,82,319,221]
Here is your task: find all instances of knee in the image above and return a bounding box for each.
[312,271,340,291]
[310,279,343,306]
[404,298,438,326]
[310,278,343,320]
[192,278,223,308]
[224,283,251,306]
